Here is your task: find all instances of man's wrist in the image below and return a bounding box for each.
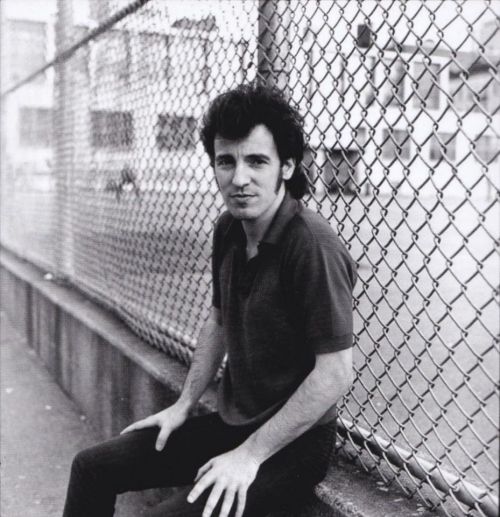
[237,435,270,465]
[174,396,194,416]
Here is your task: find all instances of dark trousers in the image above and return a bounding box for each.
[62,412,336,517]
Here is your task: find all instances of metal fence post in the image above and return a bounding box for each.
[257,0,291,94]
[53,0,75,277]
[1,3,498,514]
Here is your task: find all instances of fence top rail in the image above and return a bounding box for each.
[1,1,498,515]
[1,0,153,98]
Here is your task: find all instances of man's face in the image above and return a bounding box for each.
[213,124,294,223]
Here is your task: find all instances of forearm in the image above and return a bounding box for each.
[240,351,353,464]
[177,308,225,412]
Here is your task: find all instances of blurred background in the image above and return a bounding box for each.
[0,1,498,516]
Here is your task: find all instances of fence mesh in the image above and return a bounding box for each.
[1,0,499,515]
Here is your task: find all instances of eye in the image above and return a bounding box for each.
[215,156,234,167]
[248,156,266,166]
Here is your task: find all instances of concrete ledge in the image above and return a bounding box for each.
[0,248,436,517]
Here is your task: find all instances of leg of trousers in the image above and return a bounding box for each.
[62,412,336,517]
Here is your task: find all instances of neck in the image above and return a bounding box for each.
[242,188,286,249]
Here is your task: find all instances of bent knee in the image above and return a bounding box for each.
[70,445,105,479]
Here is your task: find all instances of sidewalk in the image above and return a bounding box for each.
[0,311,145,517]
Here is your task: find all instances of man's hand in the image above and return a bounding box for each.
[120,402,189,451]
[187,447,260,517]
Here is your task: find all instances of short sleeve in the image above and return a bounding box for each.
[287,221,357,353]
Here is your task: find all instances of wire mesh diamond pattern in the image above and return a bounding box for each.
[1,1,498,515]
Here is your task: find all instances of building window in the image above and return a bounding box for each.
[136,33,169,82]
[476,135,497,162]
[94,30,130,95]
[302,146,317,182]
[363,56,376,107]
[355,127,367,147]
[450,77,470,112]
[201,39,212,91]
[89,0,110,21]
[72,26,90,78]
[382,57,406,106]
[325,149,357,194]
[91,110,134,148]
[430,132,456,162]
[19,108,52,147]
[8,20,46,84]
[156,115,197,150]
[471,73,497,113]
[451,69,498,114]
[486,80,500,113]
[166,35,210,95]
[413,62,441,110]
[381,129,410,161]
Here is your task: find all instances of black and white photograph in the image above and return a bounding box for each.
[0,1,498,516]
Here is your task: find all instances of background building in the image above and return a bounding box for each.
[1,2,498,515]
[2,0,498,200]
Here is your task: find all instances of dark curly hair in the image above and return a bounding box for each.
[200,83,308,199]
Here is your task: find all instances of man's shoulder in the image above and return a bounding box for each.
[286,205,343,249]
[285,206,358,287]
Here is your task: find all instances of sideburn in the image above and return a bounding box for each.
[275,169,284,194]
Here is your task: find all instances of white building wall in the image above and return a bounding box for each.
[290,2,499,200]
[2,0,498,200]
[2,0,56,190]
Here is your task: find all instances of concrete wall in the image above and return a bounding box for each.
[0,247,435,517]
[0,250,209,437]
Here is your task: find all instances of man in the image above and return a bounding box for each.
[63,84,357,517]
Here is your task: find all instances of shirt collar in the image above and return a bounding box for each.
[260,191,300,246]
[224,191,302,246]
[223,191,300,249]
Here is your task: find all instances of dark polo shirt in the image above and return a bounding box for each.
[212,192,357,426]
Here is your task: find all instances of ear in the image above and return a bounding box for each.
[281,159,295,180]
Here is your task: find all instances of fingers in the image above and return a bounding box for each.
[192,480,237,517]
[202,483,225,517]
[187,472,212,503]
[219,488,237,517]
[235,487,247,517]
[195,460,213,483]
[120,422,140,435]
[120,417,154,435]
[188,451,252,517]
[155,425,172,451]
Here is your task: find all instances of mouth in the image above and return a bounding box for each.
[231,193,255,200]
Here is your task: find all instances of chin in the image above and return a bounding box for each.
[228,207,256,220]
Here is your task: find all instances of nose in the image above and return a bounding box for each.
[231,161,250,188]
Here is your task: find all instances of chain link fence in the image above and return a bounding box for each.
[1,0,498,515]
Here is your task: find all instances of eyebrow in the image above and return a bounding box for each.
[214,154,234,163]
[214,153,270,161]
[246,153,270,161]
